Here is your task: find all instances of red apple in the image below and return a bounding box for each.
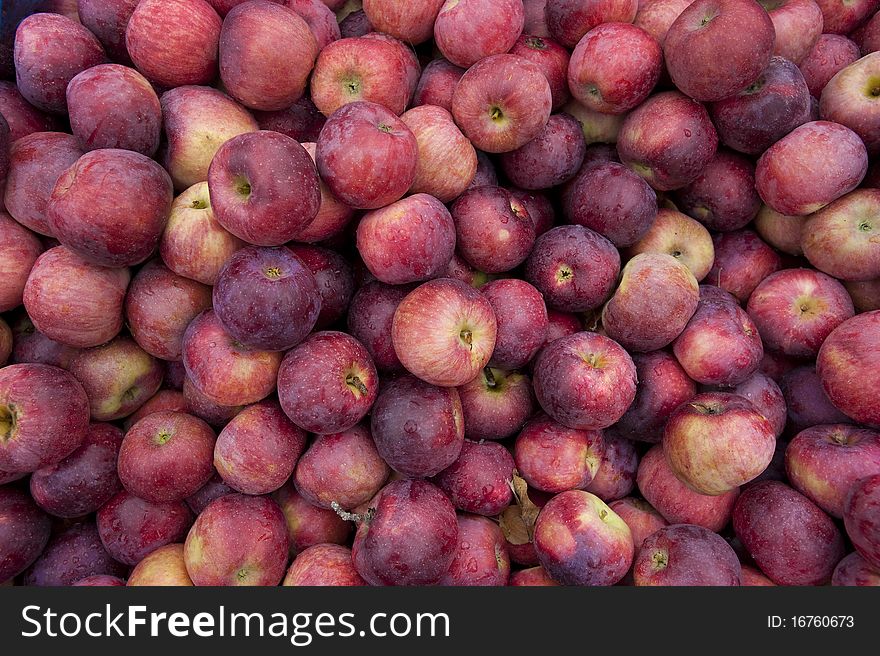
[124,389,187,431]
[814,0,878,33]
[832,552,880,586]
[0,212,42,312]
[634,0,693,45]
[433,0,524,67]
[433,439,514,516]
[182,377,244,429]
[286,244,354,329]
[283,544,366,586]
[731,371,787,438]
[626,208,715,281]
[456,368,535,441]
[23,521,126,586]
[274,482,351,555]
[362,0,444,44]
[782,365,852,431]
[799,33,861,97]
[127,543,193,586]
[0,486,52,582]
[346,281,412,372]
[499,113,586,190]
[844,474,880,569]
[412,59,465,112]
[509,34,571,110]
[515,413,604,493]
[753,204,806,255]
[674,150,761,231]
[77,0,139,63]
[707,229,782,302]
[633,523,742,585]
[253,96,326,143]
[760,0,824,64]
[438,513,511,586]
[546,0,639,49]
[0,81,59,141]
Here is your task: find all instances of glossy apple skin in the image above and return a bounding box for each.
[568,22,662,115]
[815,0,878,33]
[821,55,880,154]
[125,0,221,89]
[48,149,173,267]
[802,189,880,282]
[754,204,806,256]
[182,378,243,430]
[433,0,524,68]
[96,490,193,566]
[316,101,417,210]
[66,64,161,156]
[533,331,637,431]
[128,543,193,586]
[510,187,555,236]
[664,0,774,102]
[782,366,852,432]
[729,372,787,438]
[412,59,465,112]
[160,182,245,286]
[370,374,464,478]
[500,113,586,190]
[482,279,547,370]
[832,552,880,586]
[756,120,868,216]
[786,425,880,518]
[0,81,60,141]
[546,0,639,49]
[747,269,855,358]
[23,521,127,586]
[675,150,761,232]
[515,413,604,493]
[278,331,378,435]
[118,411,216,503]
[160,86,259,192]
[254,97,325,143]
[361,0,443,44]
[125,261,212,361]
[534,489,634,586]
[433,439,514,516]
[4,132,83,237]
[212,246,320,351]
[663,392,776,495]
[626,208,714,281]
[708,229,782,303]
[617,91,719,191]
[283,544,366,586]
[286,244,354,330]
[184,493,290,586]
[734,480,845,585]
[438,514,511,586]
[274,482,351,555]
[7,313,80,370]
[0,363,90,473]
[0,487,52,582]
[77,0,138,63]
[392,278,497,388]
[525,225,620,312]
[509,34,571,110]
[214,401,307,495]
[0,212,42,312]
[603,253,700,353]
[352,479,459,586]
[294,424,389,511]
[761,0,823,64]
[357,194,456,284]
[451,54,553,154]
[219,1,317,112]
[633,523,742,586]
[13,13,107,114]
[456,368,535,442]
[124,390,187,431]
[586,433,639,502]
[346,281,411,372]
[844,474,880,569]
[799,34,861,97]
[709,57,812,156]
[608,496,668,557]
[817,311,880,426]
[182,310,282,407]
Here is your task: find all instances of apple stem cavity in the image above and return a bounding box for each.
[0,404,17,442]
[345,372,369,397]
[459,328,474,350]
[483,367,497,388]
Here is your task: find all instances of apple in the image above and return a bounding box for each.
[352,479,459,585]
[127,543,193,586]
[185,473,234,516]
[254,97,326,143]
[124,390,187,431]
[283,544,366,586]
[563,98,626,144]
[370,374,464,477]
[184,493,289,586]
[288,144,355,243]
[617,91,719,191]
[637,444,740,530]
[634,0,693,44]
[533,331,637,430]
[633,524,743,585]
[23,521,126,586]
[832,552,880,587]
[0,81,60,141]
[707,229,782,302]
[756,120,867,216]
[443,252,490,288]
[730,371,787,438]
[782,365,852,431]
[182,310,282,406]
[534,489,634,586]
[274,482,351,555]
[13,13,107,114]
[523,0,550,36]
[509,187,555,235]
[160,85,259,192]
[66,64,161,156]
[76,0,139,63]
[603,253,700,352]
[499,113,586,190]
[346,281,412,372]
[433,439,514,516]
[468,149,500,189]
[733,480,845,585]
[786,424,880,518]
[509,34,571,110]
[433,0,524,67]
[48,149,173,267]
[412,59,465,112]
[3,131,83,236]
[568,23,663,115]
[753,204,806,256]
[392,278,497,387]
[362,0,444,43]
[545,0,639,49]
[220,1,317,111]
[760,0,823,64]
[614,351,697,444]
[509,566,559,586]
[814,0,878,33]
[438,514,511,586]
[0,487,51,583]
[846,278,880,313]
[820,53,880,156]
[626,208,715,281]
[356,193,456,284]
[799,33,861,97]
[674,150,761,232]
[160,182,245,286]
[0,212,42,312]
[456,367,535,441]
[817,310,880,426]
[451,54,552,153]
[339,9,372,37]
[96,490,193,566]
[7,313,80,370]
[287,244,355,329]
[844,474,880,569]
[664,0,775,102]
[515,413,604,493]
[525,225,620,312]
[608,497,668,558]
[125,0,221,88]
[481,279,548,370]
[401,105,477,202]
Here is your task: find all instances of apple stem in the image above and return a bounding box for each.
[331,501,374,525]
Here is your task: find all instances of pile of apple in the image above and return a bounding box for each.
[1,0,880,589]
